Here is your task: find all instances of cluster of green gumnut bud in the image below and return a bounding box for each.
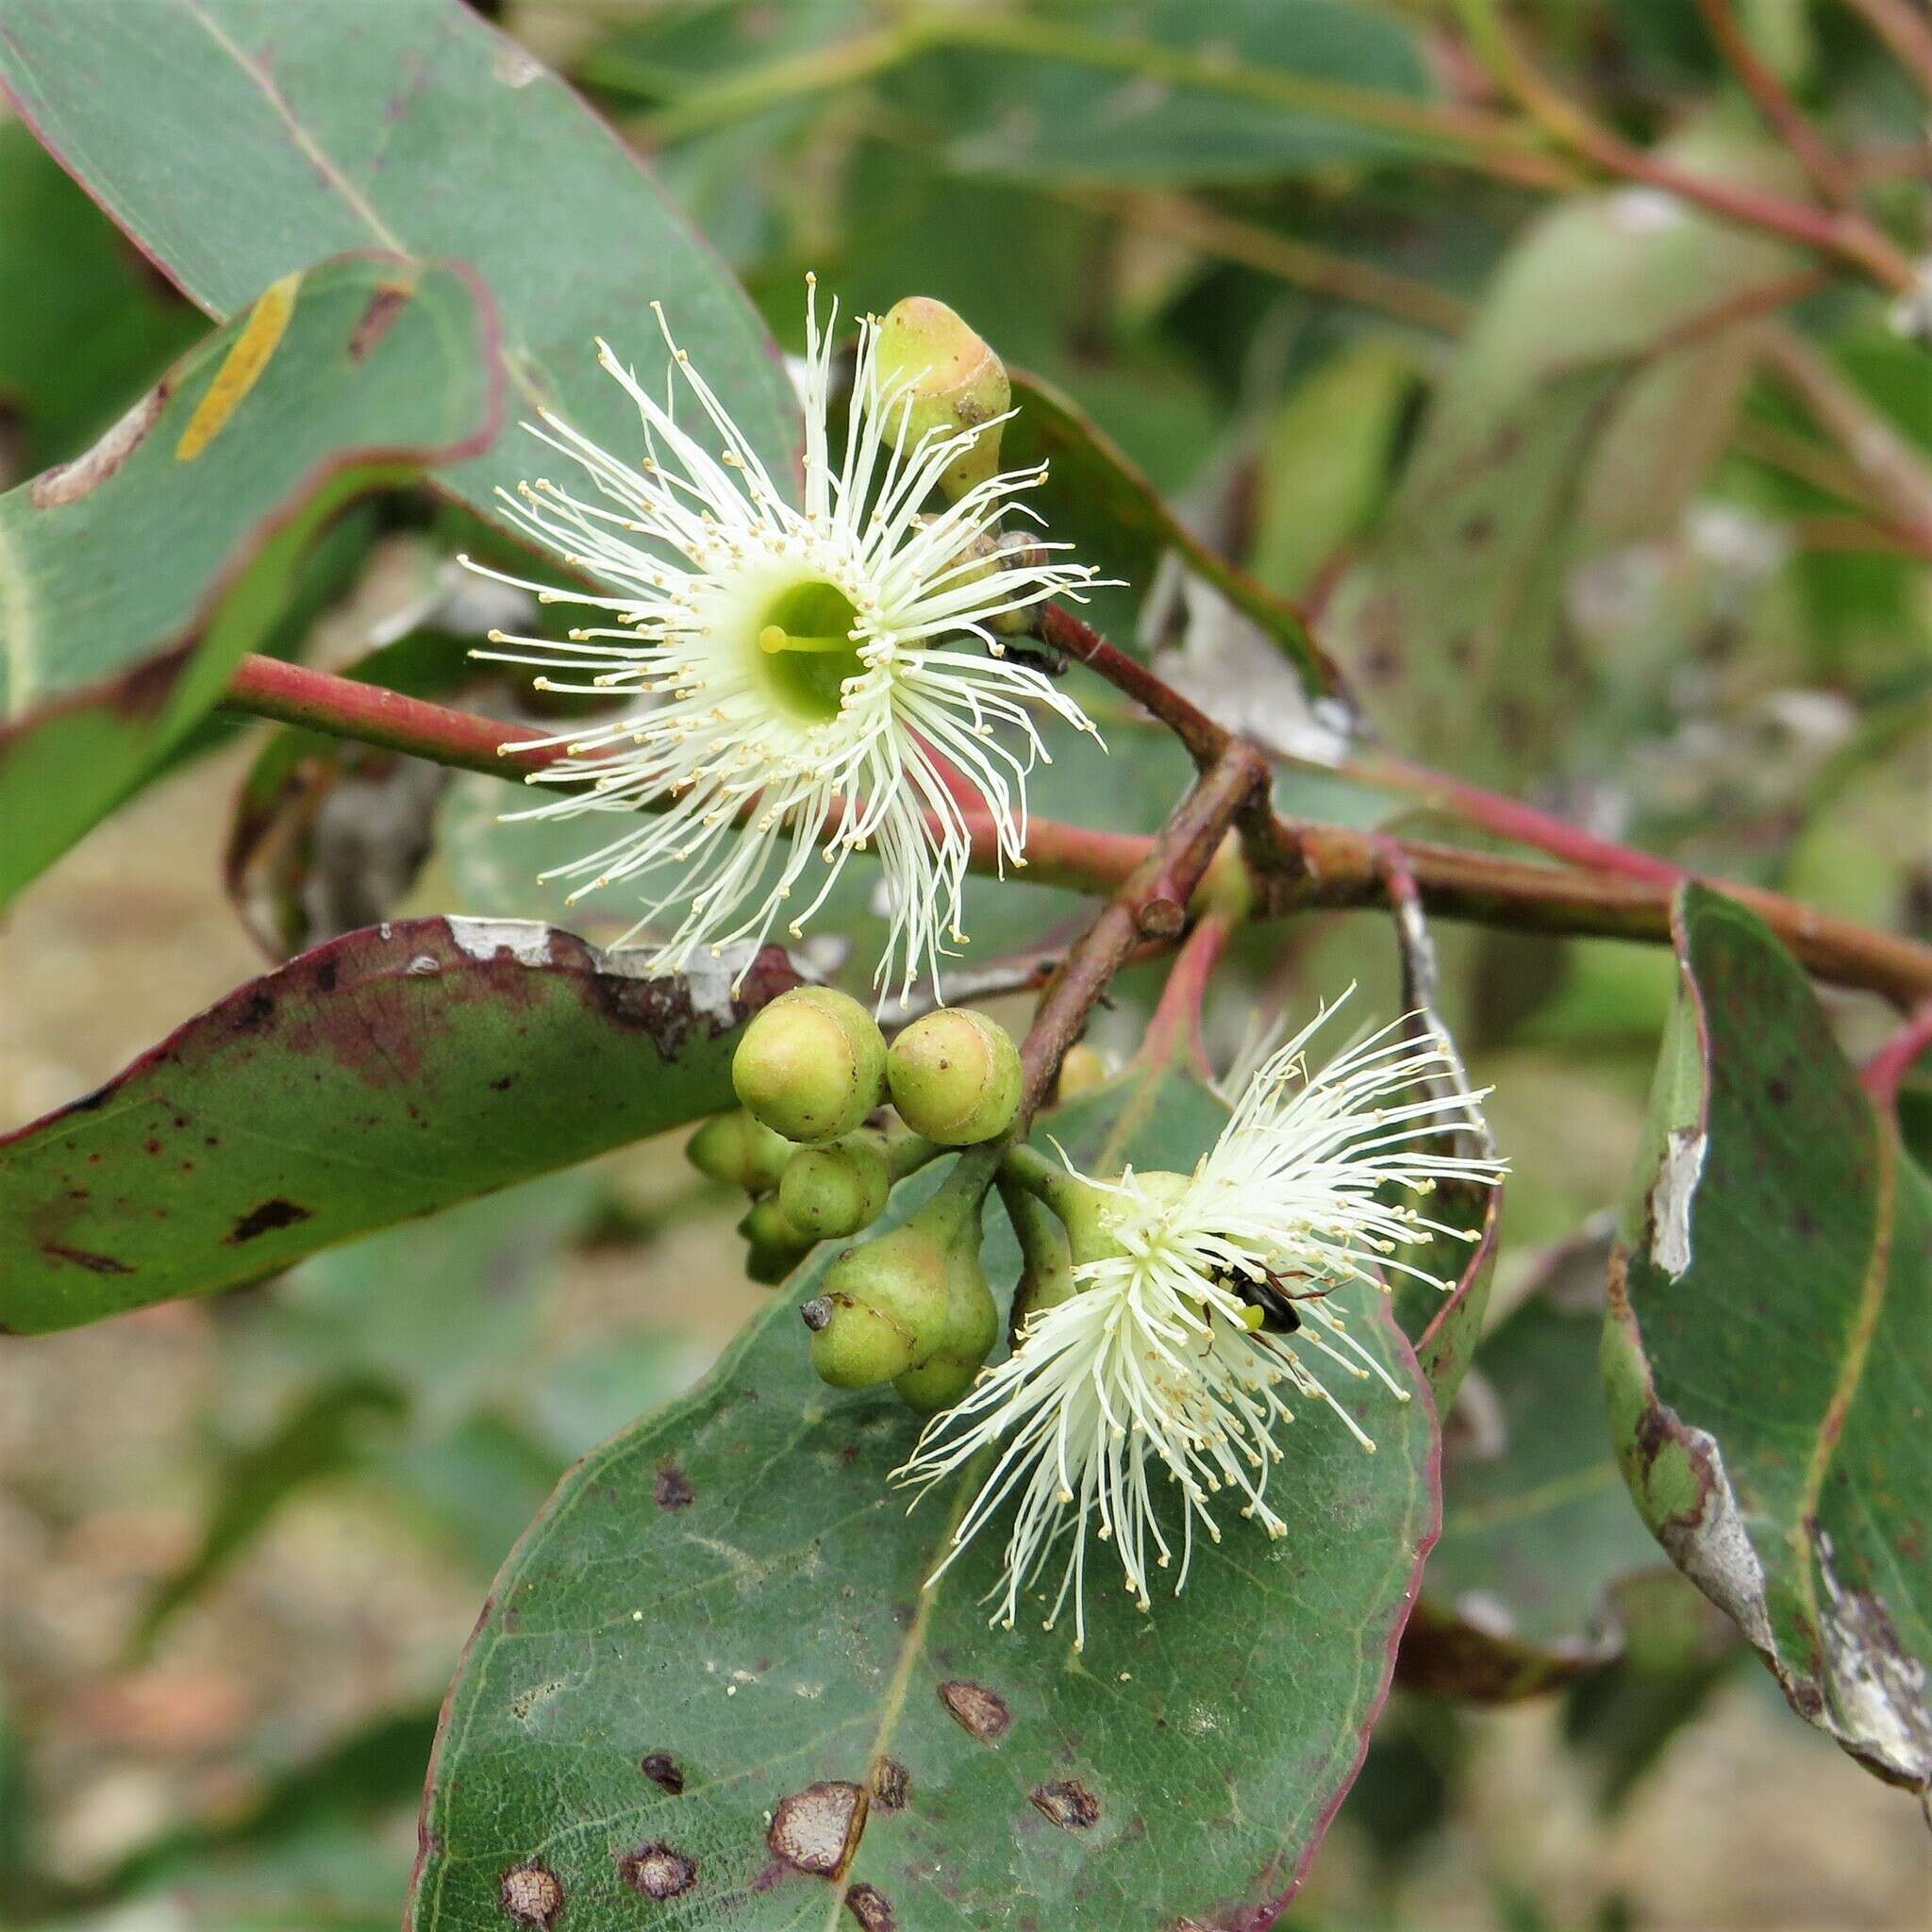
[687,987,1027,1411]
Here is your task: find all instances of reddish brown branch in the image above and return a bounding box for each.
[218,656,1932,1008]
[1138,908,1238,1079]
[1039,602,1231,769]
[1697,0,1857,207]
[1842,0,1932,95]
[1017,751,1267,1124]
[1466,0,1918,294]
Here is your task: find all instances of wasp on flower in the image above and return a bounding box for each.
[893,992,1505,1651]
[458,281,1103,1003]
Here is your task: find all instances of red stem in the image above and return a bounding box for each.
[1696,0,1857,207]
[1345,749,1684,886]
[1016,752,1266,1124]
[1861,1001,1932,1108]
[217,655,1932,1008]
[1139,908,1237,1079]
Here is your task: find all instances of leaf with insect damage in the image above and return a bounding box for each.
[0,920,796,1332]
[1605,883,1932,1798]
[411,1063,1440,1930]
[0,254,500,902]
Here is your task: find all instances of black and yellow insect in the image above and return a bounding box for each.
[1208,1264,1324,1335]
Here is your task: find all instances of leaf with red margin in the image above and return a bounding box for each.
[0,920,797,1333]
[1604,883,1932,1797]
[0,253,502,902]
[409,1066,1440,1932]
[0,0,797,500]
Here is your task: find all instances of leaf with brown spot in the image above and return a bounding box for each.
[0,920,796,1331]
[0,252,500,902]
[0,0,795,511]
[1605,884,1932,1795]
[411,1070,1441,1929]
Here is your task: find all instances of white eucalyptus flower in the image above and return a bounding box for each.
[462,279,1101,999]
[895,993,1505,1649]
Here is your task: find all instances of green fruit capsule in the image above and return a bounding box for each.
[891,1353,979,1412]
[732,987,887,1145]
[778,1133,891,1240]
[686,1108,793,1194]
[801,1290,916,1389]
[1055,1042,1108,1105]
[738,1195,810,1287]
[887,1008,1022,1146]
[874,296,1011,502]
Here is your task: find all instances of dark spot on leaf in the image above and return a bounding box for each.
[315,959,340,993]
[641,1751,685,1794]
[69,1083,112,1112]
[768,1779,866,1877]
[617,1841,697,1900]
[234,989,276,1033]
[654,1462,694,1510]
[1767,1072,1790,1106]
[226,1198,311,1244]
[491,1074,515,1091]
[42,1241,132,1275]
[350,280,412,359]
[871,1757,909,1810]
[1030,1779,1100,1830]
[1461,512,1494,547]
[938,1678,1010,1744]
[498,1859,562,1927]
[845,1881,896,1930]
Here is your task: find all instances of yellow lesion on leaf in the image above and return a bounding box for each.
[175,271,302,463]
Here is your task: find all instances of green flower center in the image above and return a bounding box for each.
[755,578,864,722]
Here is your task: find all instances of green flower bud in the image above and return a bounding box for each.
[1054,1042,1108,1105]
[801,1152,1000,1404]
[686,1108,793,1194]
[1060,1168,1191,1268]
[892,1353,979,1412]
[886,1008,1022,1146]
[941,527,1046,637]
[778,1132,891,1241]
[738,1195,811,1286]
[804,1216,948,1391]
[733,987,887,1145]
[875,296,1010,503]
[801,1289,916,1388]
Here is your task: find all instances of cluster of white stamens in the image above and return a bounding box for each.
[459,278,1102,1001]
[895,993,1505,1650]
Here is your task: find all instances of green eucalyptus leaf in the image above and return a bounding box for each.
[0,116,202,480]
[0,919,797,1332]
[410,1067,1441,1930]
[0,254,499,902]
[1322,127,1799,787]
[1604,883,1932,1796]
[0,0,797,498]
[894,0,1441,186]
